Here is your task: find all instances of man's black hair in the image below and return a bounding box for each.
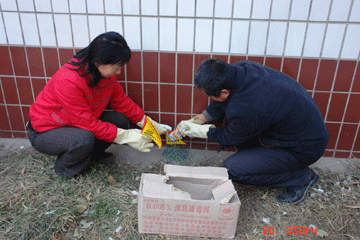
[67,31,131,87]
[194,58,237,97]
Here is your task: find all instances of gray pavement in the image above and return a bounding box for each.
[1,138,359,173]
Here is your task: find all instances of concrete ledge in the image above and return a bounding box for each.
[1,138,359,174]
[106,144,234,168]
[310,157,360,173]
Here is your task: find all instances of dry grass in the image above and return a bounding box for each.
[0,146,359,240]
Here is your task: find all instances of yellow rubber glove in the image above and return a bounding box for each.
[177,121,215,139]
[136,115,167,135]
[113,128,154,152]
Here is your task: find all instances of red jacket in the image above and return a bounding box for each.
[29,60,144,142]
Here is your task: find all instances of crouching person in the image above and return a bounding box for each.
[177,59,329,204]
[28,32,166,178]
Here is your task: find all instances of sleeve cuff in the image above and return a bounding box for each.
[202,109,215,122]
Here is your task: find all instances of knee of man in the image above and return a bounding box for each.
[223,157,238,170]
[224,163,246,183]
[223,157,249,180]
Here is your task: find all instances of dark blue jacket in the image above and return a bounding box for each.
[206,60,329,160]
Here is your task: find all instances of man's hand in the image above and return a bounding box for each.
[177,121,215,139]
[176,114,207,130]
[136,115,167,135]
[113,128,154,152]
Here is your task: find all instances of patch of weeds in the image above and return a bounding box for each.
[1,147,360,239]
[90,199,118,218]
[31,215,58,238]
[162,146,192,163]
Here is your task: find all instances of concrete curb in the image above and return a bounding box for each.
[1,138,359,174]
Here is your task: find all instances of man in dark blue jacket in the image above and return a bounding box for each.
[177,59,329,204]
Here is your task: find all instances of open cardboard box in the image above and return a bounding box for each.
[138,164,241,239]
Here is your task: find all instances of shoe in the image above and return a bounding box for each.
[276,169,319,204]
[90,151,113,162]
[97,152,113,160]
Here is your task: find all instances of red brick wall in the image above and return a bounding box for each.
[1,46,359,158]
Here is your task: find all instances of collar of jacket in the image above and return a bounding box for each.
[213,64,246,111]
[214,64,247,153]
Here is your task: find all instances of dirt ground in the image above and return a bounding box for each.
[0,143,359,240]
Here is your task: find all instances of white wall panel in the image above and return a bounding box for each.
[322,24,345,58]
[17,0,34,11]
[196,0,214,17]
[291,0,310,20]
[20,13,40,46]
[52,0,69,13]
[303,23,326,58]
[54,14,72,47]
[284,22,306,56]
[178,0,195,17]
[310,0,331,21]
[0,0,17,11]
[106,16,123,34]
[3,12,23,45]
[0,14,6,44]
[123,0,139,15]
[230,21,249,54]
[87,0,104,14]
[350,0,360,22]
[248,21,267,55]
[160,18,176,51]
[341,25,360,59]
[177,18,194,52]
[0,0,356,60]
[71,15,89,47]
[104,0,122,14]
[213,20,231,53]
[266,22,287,56]
[233,0,251,19]
[141,0,157,16]
[329,0,352,21]
[69,0,86,13]
[37,14,56,46]
[195,19,212,52]
[215,0,232,18]
[142,17,158,50]
[271,0,290,20]
[159,0,176,16]
[252,0,271,19]
[34,0,51,12]
[54,15,72,47]
[89,16,105,41]
[124,17,141,50]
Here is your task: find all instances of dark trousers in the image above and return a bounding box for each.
[28,111,129,178]
[223,138,324,191]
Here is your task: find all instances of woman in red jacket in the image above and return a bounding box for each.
[28,32,166,178]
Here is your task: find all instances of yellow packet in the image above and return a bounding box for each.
[166,129,186,145]
[141,116,162,149]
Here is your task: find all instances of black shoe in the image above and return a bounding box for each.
[276,169,319,204]
[90,152,113,163]
[98,152,113,160]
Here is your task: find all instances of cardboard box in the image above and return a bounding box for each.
[138,164,241,239]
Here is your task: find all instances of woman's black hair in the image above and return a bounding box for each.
[194,58,237,97]
[67,31,131,87]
